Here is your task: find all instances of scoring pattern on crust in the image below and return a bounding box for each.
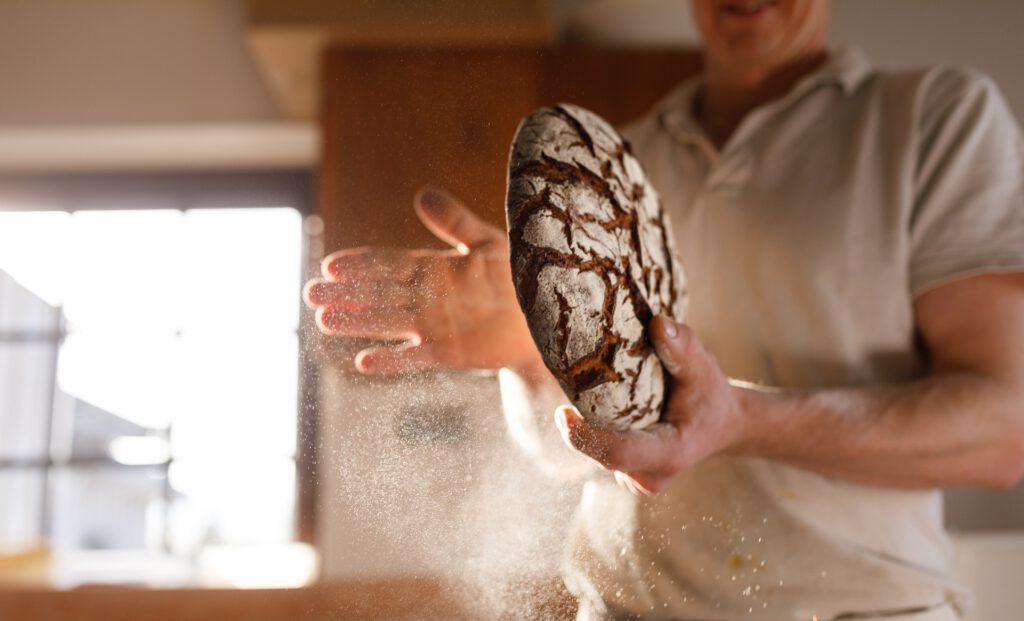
[506,103,684,431]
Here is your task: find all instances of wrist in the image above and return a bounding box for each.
[726,379,779,457]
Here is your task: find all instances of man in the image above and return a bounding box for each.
[305,0,1024,618]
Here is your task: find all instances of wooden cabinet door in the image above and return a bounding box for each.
[318,47,701,251]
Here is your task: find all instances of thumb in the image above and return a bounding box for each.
[649,315,692,378]
[413,186,502,253]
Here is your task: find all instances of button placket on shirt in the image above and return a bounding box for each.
[706,148,753,196]
[657,50,859,206]
[702,73,850,196]
[662,110,753,199]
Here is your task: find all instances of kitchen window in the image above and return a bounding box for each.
[0,171,319,588]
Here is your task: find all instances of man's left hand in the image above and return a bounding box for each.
[555,316,749,495]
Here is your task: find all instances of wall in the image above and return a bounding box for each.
[17,0,1021,126]
[0,1,315,172]
[561,0,1024,121]
[0,0,277,126]
[5,1,1019,169]
[829,0,1024,121]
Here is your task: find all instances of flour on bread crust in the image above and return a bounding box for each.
[506,104,684,431]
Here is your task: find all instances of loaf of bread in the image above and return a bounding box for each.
[506,103,683,431]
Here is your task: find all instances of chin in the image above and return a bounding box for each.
[716,36,788,67]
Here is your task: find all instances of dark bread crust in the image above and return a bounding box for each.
[506,104,683,431]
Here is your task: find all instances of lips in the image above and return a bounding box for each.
[722,0,780,17]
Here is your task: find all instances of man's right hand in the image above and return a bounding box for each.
[303,187,543,375]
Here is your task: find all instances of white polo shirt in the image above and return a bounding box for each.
[564,48,1024,620]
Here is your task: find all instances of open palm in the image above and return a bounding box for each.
[304,187,541,375]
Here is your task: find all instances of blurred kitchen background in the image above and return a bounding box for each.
[0,1,1022,620]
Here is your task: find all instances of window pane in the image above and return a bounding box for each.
[57,334,179,431]
[0,342,56,460]
[0,202,305,564]
[0,469,45,551]
[171,333,298,459]
[181,208,302,332]
[63,210,184,334]
[49,467,166,552]
[0,211,71,308]
[168,459,295,550]
[0,270,61,333]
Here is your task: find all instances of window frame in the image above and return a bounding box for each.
[0,169,322,553]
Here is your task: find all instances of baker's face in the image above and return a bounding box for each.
[691,0,829,73]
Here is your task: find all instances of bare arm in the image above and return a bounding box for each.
[738,272,1024,489]
[559,272,1024,493]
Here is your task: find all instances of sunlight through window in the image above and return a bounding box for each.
[0,206,305,584]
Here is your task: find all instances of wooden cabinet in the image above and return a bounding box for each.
[0,578,462,621]
[317,47,701,251]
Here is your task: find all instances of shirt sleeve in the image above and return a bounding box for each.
[909,66,1024,296]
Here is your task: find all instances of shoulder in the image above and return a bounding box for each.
[858,61,997,98]
[916,65,1003,102]
[874,64,1014,131]
[841,61,1008,116]
[852,64,1020,168]
[911,67,1021,175]
[914,65,1010,124]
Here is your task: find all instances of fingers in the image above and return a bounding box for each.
[304,279,412,310]
[414,186,503,253]
[316,306,417,339]
[622,471,671,495]
[650,315,712,386]
[571,421,671,496]
[554,405,680,475]
[650,315,685,376]
[614,470,653,496]
[320,246,454,283]
[554,405,609,466]
[355,343,439,375]
[310,247,452,339]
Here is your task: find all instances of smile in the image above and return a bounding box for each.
[722,0,780,17]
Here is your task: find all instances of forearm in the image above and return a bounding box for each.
[735,371,1024,490]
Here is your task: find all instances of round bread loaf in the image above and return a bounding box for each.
[505,103,684,431]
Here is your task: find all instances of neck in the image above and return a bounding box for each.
[696,50,828,148]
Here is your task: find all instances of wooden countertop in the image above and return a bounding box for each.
[0,575,576,621]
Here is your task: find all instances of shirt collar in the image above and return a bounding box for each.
[657,47,873,140]
[819,46,873,95]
